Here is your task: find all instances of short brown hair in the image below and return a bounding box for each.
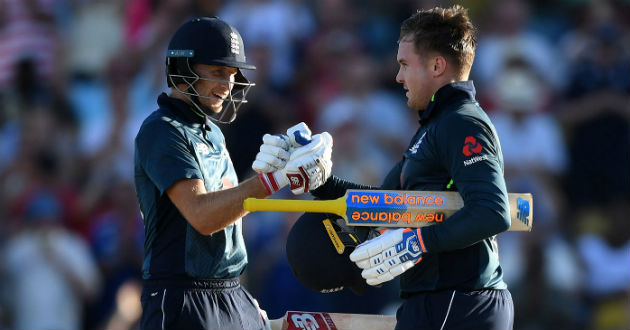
[399,5,477,76]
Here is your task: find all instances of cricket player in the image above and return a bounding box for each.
[307,6,514,330]
[134,17,332,330]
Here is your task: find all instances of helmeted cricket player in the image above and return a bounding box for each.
[307,6,514,330]
[134,17,332,330]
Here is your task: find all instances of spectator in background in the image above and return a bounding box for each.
[560,0,630,98]
[488,56,567,231]
[293,0,364,123]
[558,0,630,212]
[85,179,144,329]
[1,100,81,234]
[557,8,630,326]
[102,279,143,330]
[219,0,316,92]
[575,201,630,330]
[316,55,414,185]
[1,191,101,330]
[0,0,62,90]
[473,0,565,91]
[65,0,127,155]
[486,56,582,329]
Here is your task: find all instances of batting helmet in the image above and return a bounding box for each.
[286,212,379,295]
[166,17,256,123]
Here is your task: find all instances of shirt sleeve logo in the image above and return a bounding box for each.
[462,136,488,166]
[196,142,210,155]
[462,136,483,156]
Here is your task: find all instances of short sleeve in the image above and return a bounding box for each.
[135,119,203,195]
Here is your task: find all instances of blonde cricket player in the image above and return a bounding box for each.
[288,6,514,330]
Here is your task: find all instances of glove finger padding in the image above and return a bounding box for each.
[252,154,285,173]
[350,229,401,261]
[253,134,291,173]
[260,144,290,161]
[262,133,290,149]
[349,228,425,286]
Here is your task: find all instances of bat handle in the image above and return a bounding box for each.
[243,197,346,218]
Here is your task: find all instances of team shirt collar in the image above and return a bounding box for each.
[157,92,209,128]
[419,80,477,123]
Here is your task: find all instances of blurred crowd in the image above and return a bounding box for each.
[0,0,628,329]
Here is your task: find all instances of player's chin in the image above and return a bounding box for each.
[208,102,224,113]
[407,99,420,111]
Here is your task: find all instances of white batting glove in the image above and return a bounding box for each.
[286,122,312,151]
[252,134,291,173]
[350,228,426,286]
[284,132,333,194]
[256,123,313,195]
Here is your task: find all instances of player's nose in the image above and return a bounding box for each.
[395,69,404,84]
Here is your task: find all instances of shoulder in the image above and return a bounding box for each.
[434,102,502,155]
[205,120,227,144]
[136,108,186,142]
[437,102,492,134]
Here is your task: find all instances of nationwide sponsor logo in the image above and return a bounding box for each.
[462,136,483,156]
[463,154,488,166]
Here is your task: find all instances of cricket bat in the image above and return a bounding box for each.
[244,189,532,231]
[270,311,396,330]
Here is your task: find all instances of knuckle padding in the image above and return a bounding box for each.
[262,134,289,148]
[260,145,289,159]
[256,154,284,168]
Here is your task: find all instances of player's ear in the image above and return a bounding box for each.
[432,56,447,77]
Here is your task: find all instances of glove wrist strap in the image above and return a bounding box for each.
[257,172,288,196]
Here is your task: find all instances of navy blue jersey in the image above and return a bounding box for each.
[313,81,509,294]
[134,93,246,280]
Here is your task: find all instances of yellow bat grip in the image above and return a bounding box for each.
[243,197,347,219]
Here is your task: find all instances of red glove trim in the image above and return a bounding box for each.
[257,173,274,196]
[298,166,310,193]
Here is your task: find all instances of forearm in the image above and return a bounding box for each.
[420,202,509,252]
[169,176,269,235]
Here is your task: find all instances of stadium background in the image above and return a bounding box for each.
[0,0,627,329]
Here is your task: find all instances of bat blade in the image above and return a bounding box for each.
[244,189,533,231]
[271,311,396,330]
